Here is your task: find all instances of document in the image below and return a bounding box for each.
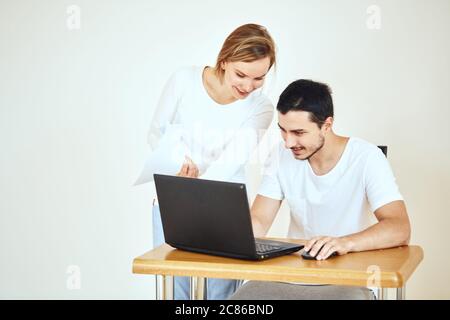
[134,125,190,185]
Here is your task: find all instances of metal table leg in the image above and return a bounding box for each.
[378,288,388,300]
[396,286,406,300]
[155,275,174,300]
[190,276,207,300]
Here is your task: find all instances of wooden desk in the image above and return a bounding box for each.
[132,239,423,300]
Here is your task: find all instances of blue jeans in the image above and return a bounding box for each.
[152,204,242,300]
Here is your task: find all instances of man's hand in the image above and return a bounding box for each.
[176,156,199,178]
[303,201,410,260]
[304,236,354,260]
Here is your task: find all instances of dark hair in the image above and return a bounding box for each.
[276,79,334,128]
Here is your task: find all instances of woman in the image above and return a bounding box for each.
[136,23,276,299]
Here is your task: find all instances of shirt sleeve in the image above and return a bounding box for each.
[364,147,404,212]
[134,70,184,185]
[147,71,183,151]
[200,96,274,181]
[257,143,285,200]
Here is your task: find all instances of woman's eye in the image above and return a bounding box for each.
[236,73,245,78]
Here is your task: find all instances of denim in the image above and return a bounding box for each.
[152,204,242,300]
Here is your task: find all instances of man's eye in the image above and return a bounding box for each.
[295,132,304,136]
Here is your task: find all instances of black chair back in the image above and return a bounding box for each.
[377,145,388,157]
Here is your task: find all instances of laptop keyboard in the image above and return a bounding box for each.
[255,242,281,253]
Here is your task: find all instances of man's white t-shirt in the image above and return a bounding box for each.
[259,137,403,239]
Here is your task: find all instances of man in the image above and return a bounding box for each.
[230,79,411,300]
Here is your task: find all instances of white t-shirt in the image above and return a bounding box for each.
[135,66,274,199]
[259,137,403,239]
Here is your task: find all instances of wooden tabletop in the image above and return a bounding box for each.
[132,239,423,288]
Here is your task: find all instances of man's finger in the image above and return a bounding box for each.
[304,237,320,252]
[317,242,334,260]
[310,238,330,257]
[323,246,338,260]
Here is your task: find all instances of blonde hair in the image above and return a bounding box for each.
[214,24,276,81]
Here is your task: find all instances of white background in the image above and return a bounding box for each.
[1,0,449,299]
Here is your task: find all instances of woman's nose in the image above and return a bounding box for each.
[243,80,254,92]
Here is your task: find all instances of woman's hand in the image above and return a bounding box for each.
[176,156,199,178]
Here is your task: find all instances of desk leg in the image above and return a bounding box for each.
[378,288,388,300]
[190,277,207,300]
[155,275,174,300]
[396,286,406,300]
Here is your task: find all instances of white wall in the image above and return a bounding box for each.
[1,0,449,299]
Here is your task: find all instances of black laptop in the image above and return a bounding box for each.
[154,174,303,260]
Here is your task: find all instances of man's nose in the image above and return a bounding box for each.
[284,134,296,148]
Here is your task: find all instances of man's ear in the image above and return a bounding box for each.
[323,117,334,132]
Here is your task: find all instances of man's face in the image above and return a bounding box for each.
[278,111,328,160]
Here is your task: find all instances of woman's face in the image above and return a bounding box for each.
[221,56,271,99]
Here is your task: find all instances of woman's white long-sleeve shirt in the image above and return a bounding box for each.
[135,66,274,200]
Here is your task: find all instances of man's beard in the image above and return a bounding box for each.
[294,134,325,160]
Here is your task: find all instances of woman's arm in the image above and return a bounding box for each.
[147,72,182,151]
[200,102,274,181]
[134,70,184,185]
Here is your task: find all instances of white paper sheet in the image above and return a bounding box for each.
[134,125,190,185]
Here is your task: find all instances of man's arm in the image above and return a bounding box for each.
[305,200,411,260]
[250,195,282,238]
